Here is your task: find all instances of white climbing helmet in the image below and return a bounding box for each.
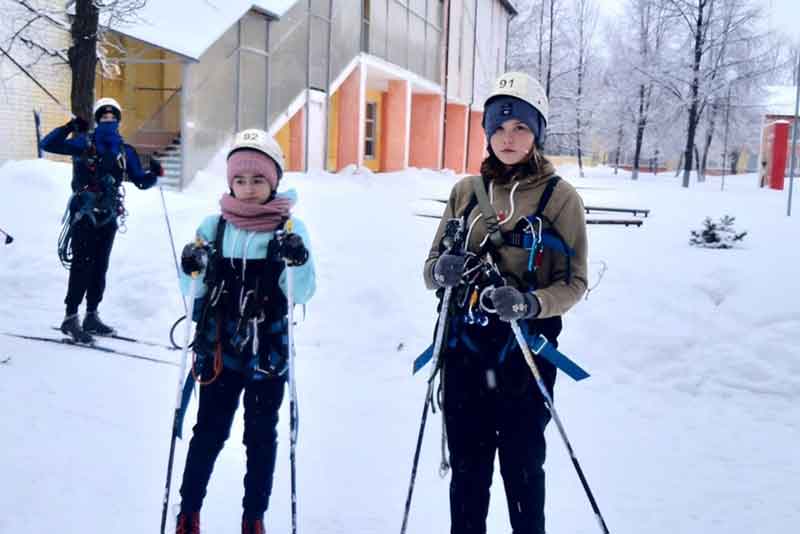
[93,97,122,122]
[228,128,285,177]
[485,71,548,126]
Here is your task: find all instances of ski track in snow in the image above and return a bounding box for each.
[1,159,798,533]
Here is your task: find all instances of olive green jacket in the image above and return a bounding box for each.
[423,160,588,318]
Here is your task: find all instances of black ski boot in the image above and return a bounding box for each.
[82,311,115,336]
[242,518,265,534]
[60,314,94,344]
[175,511,200,534]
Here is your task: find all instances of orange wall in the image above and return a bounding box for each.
[444,103,468,173]
[337,68,361,171]
[466,110,485,174]
[409,94,443,169]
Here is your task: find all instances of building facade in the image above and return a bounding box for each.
[2,0,516,187]
[0,0,71,163]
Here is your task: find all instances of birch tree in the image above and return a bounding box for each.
[663,0,768,187]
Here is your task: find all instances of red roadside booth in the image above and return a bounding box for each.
[760,120,790,190]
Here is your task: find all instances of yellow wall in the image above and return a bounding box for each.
[363,90,384,172]
[275,121,291,166]
[95,36,182,138]
[327,91,339,171]
[547,155,580,167]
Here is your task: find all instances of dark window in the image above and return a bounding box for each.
[364,101,378,159]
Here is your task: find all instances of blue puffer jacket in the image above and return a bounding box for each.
[40,124,158,192]
[180,193,316,378]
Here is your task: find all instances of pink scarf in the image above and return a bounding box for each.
[219,193,292,232]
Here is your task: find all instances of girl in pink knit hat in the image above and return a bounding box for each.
[174,129,316,534]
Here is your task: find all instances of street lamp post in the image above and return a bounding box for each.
[721,83,733,192]
[787,50,800,217]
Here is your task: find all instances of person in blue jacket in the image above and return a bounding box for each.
[40,97,162,342]
[175,129,315,534]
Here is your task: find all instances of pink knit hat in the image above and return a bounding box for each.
[226,148,280,190]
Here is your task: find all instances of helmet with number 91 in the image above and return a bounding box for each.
[485,72,548,125]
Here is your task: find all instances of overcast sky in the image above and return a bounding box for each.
[593,0,799,42]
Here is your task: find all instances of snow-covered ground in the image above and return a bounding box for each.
[0,158,798,534]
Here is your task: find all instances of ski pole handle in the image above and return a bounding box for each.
[0,228,13,245]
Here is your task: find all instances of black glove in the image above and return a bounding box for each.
[279,233,309,266]
[433,253,466,288]
[149,159,164,177]
[490,286,540,321]
[68,116,89,133]
[181,242,208,275]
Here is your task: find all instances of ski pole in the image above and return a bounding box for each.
[400,282,453,534]
[34,110,43,158]
[0,227,13,245]
[400,218,464,534]
[278,222,300,534]
[288,258,299,534]
[159,274,198,534]
[159,186,189,317]
[509,320,611,534]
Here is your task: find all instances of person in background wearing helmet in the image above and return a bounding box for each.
[40,98,163,342]
[422,72,588,534]
[174,129,315,534]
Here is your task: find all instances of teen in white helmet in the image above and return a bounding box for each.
[39,97,163,342]
[228,128,285,177]
[175,128,316,534]
[422,71,589,534]
[93,97,123,123]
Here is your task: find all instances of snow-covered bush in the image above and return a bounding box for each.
[690,215,747,249]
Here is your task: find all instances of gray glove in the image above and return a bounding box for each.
[490,286,540,321]
[433,253,466,288]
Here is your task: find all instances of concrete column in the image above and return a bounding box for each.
[336,67,361,171]
[382,79,410,171]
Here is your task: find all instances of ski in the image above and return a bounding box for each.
[2,332,178,367]
[49,327,177,351]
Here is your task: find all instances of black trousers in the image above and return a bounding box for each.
[443,319,557,534]
[179,366,285,519]
[64,218,116,315]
